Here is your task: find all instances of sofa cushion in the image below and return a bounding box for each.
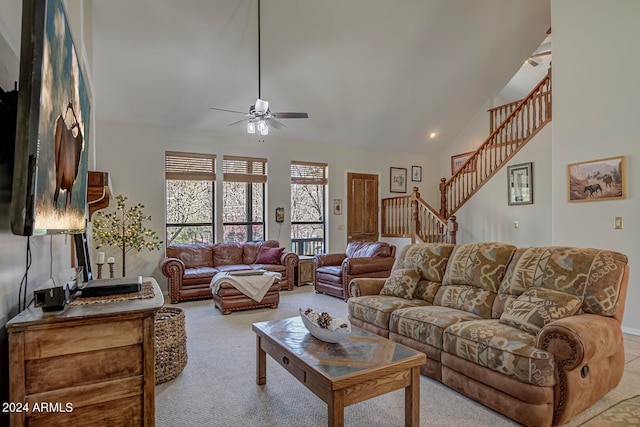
[390,306,482,350]
[346,241,391,258]
[380,268,421,299]
[495,246,628,317]
[243,240,279,264]
[412,280,443,304]
[499,288,582,335]
[443,319,556,387]
[348,295,430,331]
[167,244,214,269]
[415,244,456,282]
[183,267,219,285]
[213,243,244,266]
[437,242,516,318]
[256,246,284,264]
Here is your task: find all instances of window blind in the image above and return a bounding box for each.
[165,151,216,181]
[222,155,267,183]
[291,160,328,185]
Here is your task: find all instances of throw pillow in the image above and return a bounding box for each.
[499,287,582,335]
[380,268,421,299]
[256,246,284,264]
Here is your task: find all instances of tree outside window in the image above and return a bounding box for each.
[291,161,327,255]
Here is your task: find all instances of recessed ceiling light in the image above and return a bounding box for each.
[429,132,437,139]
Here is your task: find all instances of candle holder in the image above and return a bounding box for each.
[107,257,116,278]
[96,262,104,279]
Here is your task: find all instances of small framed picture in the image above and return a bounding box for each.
[390,167,407,193]
[411,166,422,182]
[567,156,626,202]
[333,199,342,215]
[507,162,533,206]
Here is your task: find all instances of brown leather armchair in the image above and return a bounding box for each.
[313,241,396,300]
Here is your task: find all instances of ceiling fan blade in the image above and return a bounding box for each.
[227,118,250,127]
[210,107,246,114]
[267,118,286,130]
[272,112,308,119]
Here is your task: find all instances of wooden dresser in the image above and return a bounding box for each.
[6,278,163,427]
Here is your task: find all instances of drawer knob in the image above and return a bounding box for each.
[282,356,289,365]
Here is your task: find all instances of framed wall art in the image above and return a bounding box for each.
[507,162,533,205]
[411,165,422,182]
[568,155,626,202]
[451,151,476,175]
[390,167,407,193]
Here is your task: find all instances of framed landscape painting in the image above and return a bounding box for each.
[567,156,626,202]
[451,151,476,175]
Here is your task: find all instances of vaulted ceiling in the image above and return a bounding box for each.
[91,0,550,155]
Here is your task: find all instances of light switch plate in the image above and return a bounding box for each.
[614,217,623,229]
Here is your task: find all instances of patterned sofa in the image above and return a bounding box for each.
[348,242,629,426]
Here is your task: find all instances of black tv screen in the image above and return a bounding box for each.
[11,0,90,236]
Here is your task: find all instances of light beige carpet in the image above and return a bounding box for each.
[155,285,628,427]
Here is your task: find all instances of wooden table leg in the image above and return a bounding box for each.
[405,366,420,427]
[328,390,345,427]
[256,334,266,385]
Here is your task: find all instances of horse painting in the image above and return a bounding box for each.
[53,102,84,208]
[584,184,603,198]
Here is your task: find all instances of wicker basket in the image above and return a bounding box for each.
[155,307,188,384]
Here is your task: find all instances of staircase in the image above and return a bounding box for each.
[382,68,552,243]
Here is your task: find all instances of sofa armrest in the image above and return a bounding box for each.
[279,251,299,274]
[537,314,622,371]
[160,257,185,304]
[314,253,347,268]
[349,278,386,298]
[344,256,395,275]
[537,313,624,424]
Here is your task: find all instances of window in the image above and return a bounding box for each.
[222,156,266,243]
[291,161,327,255]
[165,151,215,245]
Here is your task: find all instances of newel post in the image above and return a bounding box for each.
[447,215,458,244]
[410,187,419,244]
[439,178,448,218]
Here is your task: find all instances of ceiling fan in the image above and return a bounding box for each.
[209,0,308,135]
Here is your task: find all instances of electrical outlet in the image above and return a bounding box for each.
[338,225,345,230]
[614,217,623,230]
[514,220,519,229]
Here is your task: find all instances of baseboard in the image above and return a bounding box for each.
[622,326,640,336]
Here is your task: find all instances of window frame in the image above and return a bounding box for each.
[290,161,328,255]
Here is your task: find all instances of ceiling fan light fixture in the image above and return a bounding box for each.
[258,120,269,135]
[247,122,256,134]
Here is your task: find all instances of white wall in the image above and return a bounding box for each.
[94,119,440,291]
[551,0,640,334]
[454,124,552,246]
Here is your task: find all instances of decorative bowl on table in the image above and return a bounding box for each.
[299,308,351,343]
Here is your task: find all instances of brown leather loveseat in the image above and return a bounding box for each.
[161,240,298,303]
[313,241,395,300]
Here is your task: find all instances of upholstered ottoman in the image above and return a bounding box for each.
[212,274,280,315]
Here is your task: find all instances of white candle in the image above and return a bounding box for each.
[107,257,115,264]
[96,252,105,264]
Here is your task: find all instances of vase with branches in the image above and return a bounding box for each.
[92,195,163,277]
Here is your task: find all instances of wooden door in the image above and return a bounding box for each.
[347,173,379,242]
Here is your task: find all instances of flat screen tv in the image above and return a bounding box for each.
[11,0,91,236]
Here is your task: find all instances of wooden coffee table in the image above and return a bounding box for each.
[252,316,426,427]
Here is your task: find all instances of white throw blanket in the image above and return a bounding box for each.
[210,271,281,302]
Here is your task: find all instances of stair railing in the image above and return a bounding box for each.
[382,187,457,244]
[440,68,551,219]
